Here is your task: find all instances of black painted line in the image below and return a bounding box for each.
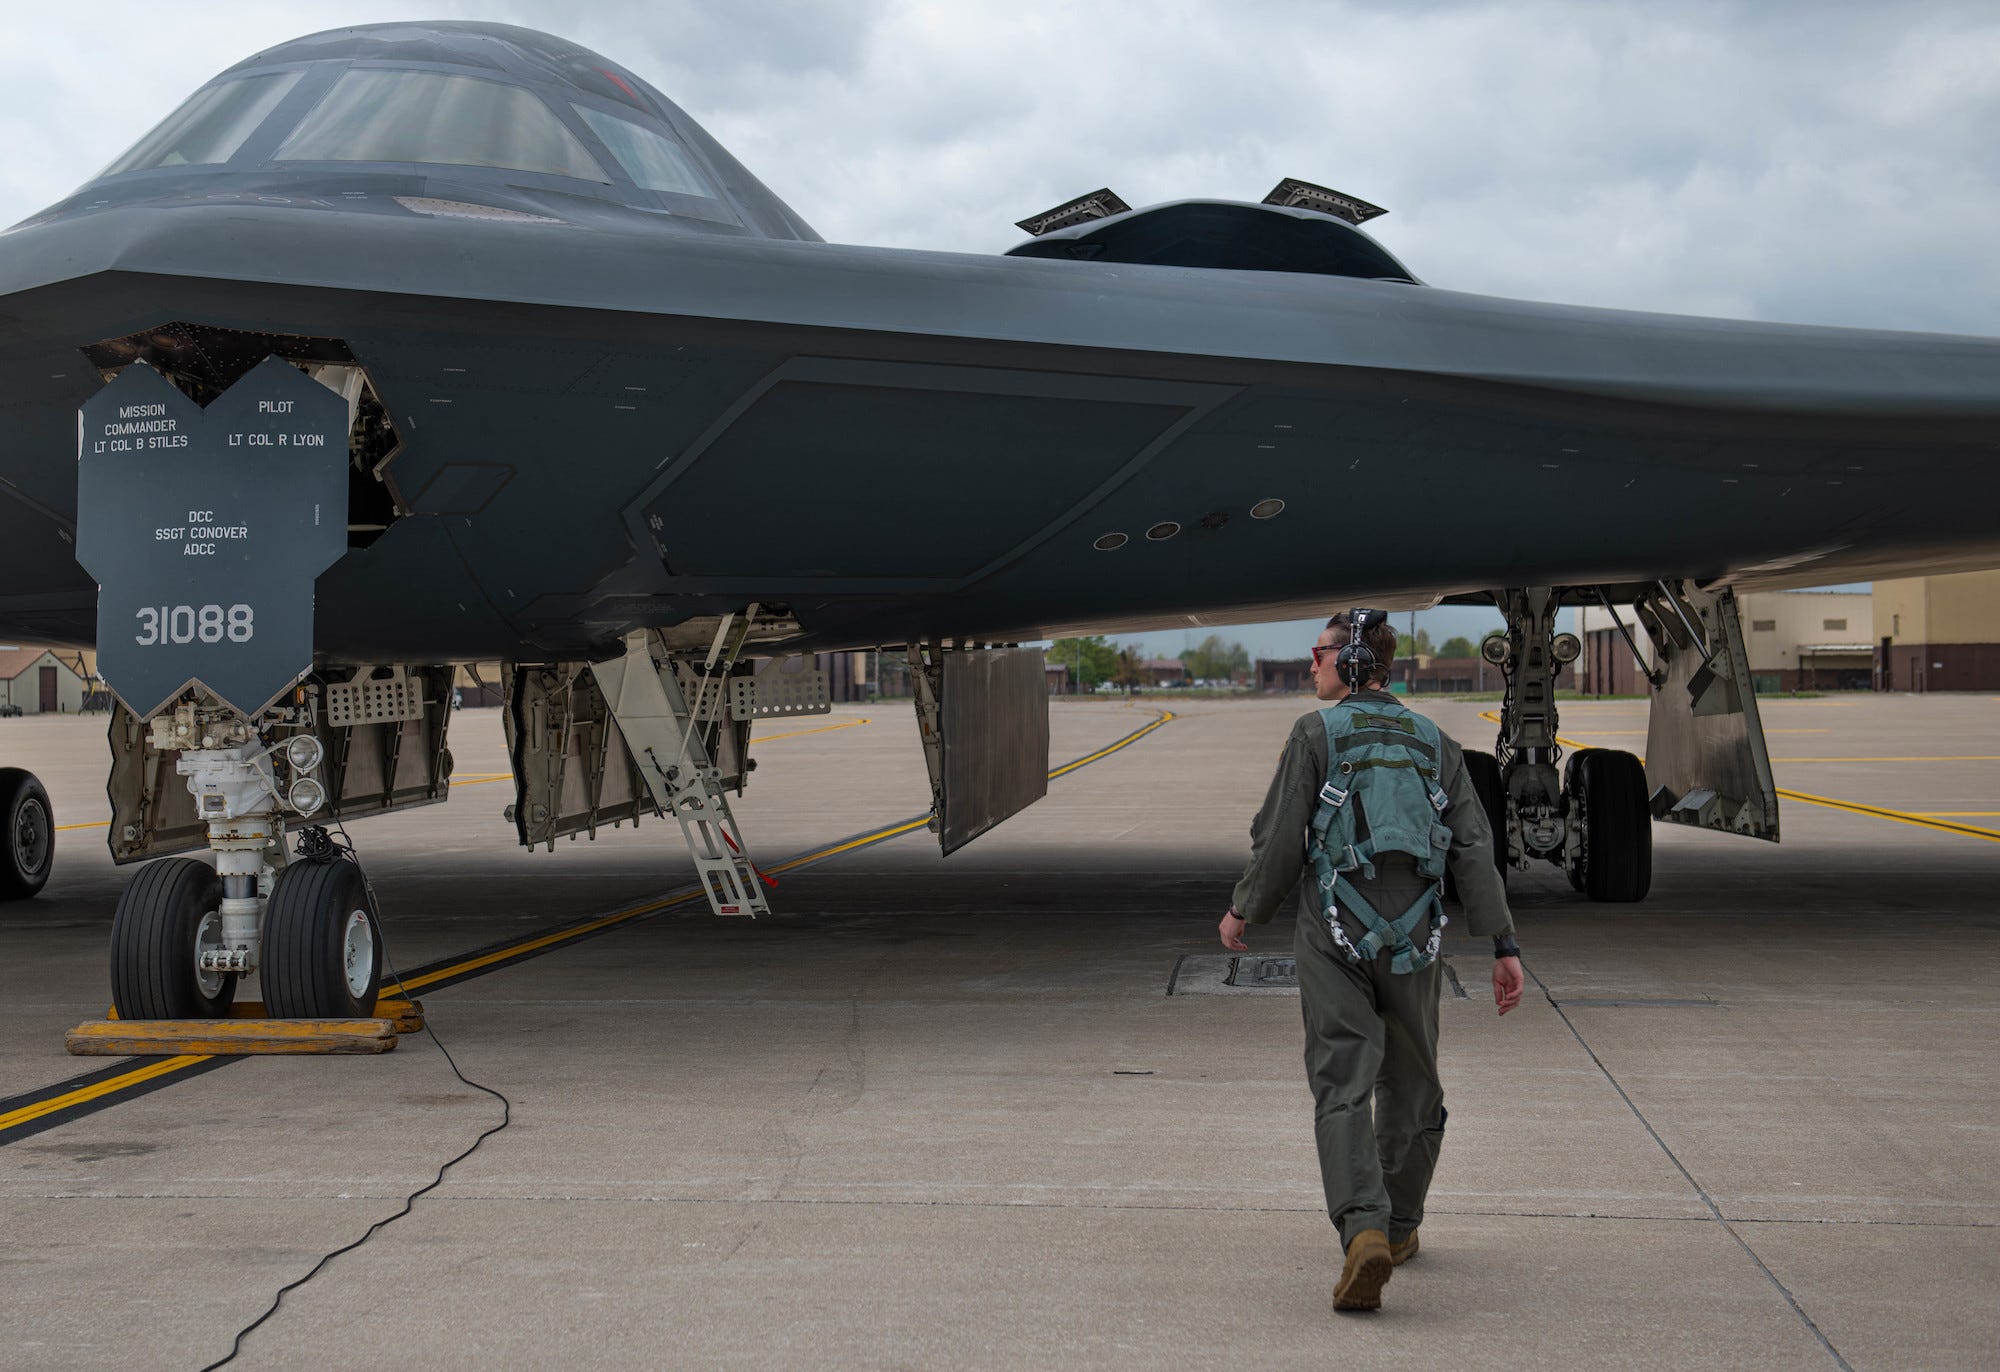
[0,1055,238,1147]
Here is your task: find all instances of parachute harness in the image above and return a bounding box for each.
[1307,698,1452,974]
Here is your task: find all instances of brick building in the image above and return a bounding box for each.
[1873,571,2000,692]
[1579,589,1873,694]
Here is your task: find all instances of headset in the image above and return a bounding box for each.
[1336,607,1391,690]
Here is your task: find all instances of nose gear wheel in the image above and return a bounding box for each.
[109,857,237,1019]
[263,859,382,1019]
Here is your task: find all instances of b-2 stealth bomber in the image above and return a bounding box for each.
[3,21,1998,1020]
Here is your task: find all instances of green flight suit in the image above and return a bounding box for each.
[1232,690,1514,1245]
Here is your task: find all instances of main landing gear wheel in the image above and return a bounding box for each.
[0,767,54,900]
[1447,750,1509,904]
[1569,748,1652,903]
[263,860,382,1019]
[1462,751,1508,883]
[1560,749,1588,893]
[109,858,236,1019]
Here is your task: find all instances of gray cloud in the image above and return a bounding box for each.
[7,1,1994,333]
[1,1,1985,655]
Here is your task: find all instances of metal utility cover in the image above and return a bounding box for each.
[76,357,348,719]
[1167,954,1299,996]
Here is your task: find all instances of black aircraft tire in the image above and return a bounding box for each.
[1561,752,1588,892]
[0,768,54,900]
[1461,751,1508,881]
[1445,750,1508,904]
[109,858,236,1019]
[263,860,382,1020]
[1575,749,1653,903]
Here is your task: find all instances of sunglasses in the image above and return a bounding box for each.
[1311,643,1341,667]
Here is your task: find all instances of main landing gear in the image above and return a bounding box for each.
[1482,586,1652,901]
[0,767,54,900]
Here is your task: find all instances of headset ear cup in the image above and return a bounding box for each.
[1336,643,1375,688]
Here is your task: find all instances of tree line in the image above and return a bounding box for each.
[1045,633,1251,690]
[1044,629,1484,690]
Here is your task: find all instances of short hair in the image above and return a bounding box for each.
[1324,611,1396,685]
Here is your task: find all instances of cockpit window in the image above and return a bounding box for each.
[275,69,608,181]
[572,104,715,198]
[99,71,303,176]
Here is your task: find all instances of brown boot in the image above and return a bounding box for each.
[1388,1230,1420,1266]
[1333,1229,1393,1311]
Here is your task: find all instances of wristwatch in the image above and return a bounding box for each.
[1493,935,1521,960]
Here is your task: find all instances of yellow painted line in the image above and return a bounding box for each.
[1916,813,2000,818]
[1774,790,2000,843]
[1050,710,1175,779]
[751,716,871,745]
[765,818,932,873]
[55,820,107,832]
[1476,710,2000,844]
[383,889,705,996]
[1768,756,2000,763]
[390,710,1173,993]
[1565,728,1829,736]
[0,1054,211,1133]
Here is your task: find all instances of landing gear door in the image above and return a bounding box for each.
[76,357,348,722]
[1640,583,1780,842]
[912,646,1051,855]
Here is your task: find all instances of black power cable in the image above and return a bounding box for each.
[199,824,513,1371]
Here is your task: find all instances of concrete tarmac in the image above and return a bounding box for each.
[2,694,1997,1369]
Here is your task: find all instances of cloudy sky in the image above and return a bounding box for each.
[6,1,1991,658]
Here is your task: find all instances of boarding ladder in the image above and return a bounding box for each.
[592,627,770,917]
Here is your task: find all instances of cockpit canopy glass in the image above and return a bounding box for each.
[572,104,714,199]
[275,69,608,181]
[99,71,303,176]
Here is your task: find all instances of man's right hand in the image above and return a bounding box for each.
[1218,908,1248,951]
[1493,956,1524,1015]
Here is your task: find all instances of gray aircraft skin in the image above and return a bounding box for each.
[3,19,1999,667]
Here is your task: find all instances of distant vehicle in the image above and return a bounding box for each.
[0,704,22,718]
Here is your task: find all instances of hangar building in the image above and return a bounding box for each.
[1578,590,1873,694]
[0,646,88,714]
[1872,571,2000,691]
